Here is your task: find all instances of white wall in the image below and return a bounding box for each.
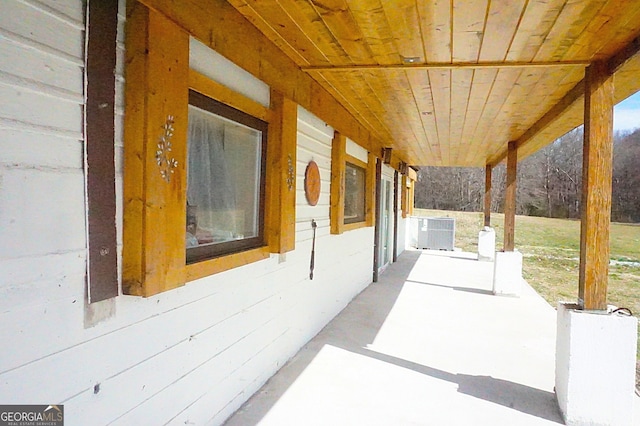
[0,0,87,374]
[0,2,375,425]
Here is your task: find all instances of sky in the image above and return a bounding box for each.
[614,91,640,132]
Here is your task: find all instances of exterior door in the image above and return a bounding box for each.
[378,176,394,273]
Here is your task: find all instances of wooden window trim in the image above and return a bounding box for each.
[123,4,190,297]
[409,179,415,216]
[330,133,376,234]
[408,167,418,181]
[264,90,297,254]
[401,175,408,218]
[345,154,375,230]
[330,132,346,234]
[189,69,272,123]
[187,246,271,282]
[123,3,295,296]
[365,152,376,227]
[345,154,366,169]
[344,222,368,232]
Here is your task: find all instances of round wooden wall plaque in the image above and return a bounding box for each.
[304,161,321,206]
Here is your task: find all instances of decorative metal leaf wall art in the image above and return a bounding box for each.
[286,154,295,191]
[156,115,178,182]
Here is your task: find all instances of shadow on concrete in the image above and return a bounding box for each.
[225,250,563,425]
[405,279,494,296]
[418,250,480,262]
[225,250,422,426]
[347,346,564,424]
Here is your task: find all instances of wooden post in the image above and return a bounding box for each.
[579,61,614,311]
[484,164,492,227]
[504,142,517,252]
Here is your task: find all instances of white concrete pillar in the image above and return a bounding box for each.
[492,250,522,296]
[477,226,495,261]
[555,302,638,425]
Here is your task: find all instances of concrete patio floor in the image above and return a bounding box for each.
[224,249,636,425]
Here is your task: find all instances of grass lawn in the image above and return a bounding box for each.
[415,208,640,360]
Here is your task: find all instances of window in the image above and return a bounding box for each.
[344,162,366,224]
[330,132,376,234]
[186,90,267,263]
[122,4,297,296]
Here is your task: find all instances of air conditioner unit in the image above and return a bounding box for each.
[417,217,455,251]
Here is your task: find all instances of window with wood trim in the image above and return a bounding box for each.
[186,90,268,263]
[122,3,296,296]
[330,131,375,234]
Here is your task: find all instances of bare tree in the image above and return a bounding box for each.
[414,127,639,224]
[612,128,640,222]
[415,167,483,212]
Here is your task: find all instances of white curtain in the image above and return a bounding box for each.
[187,106,238,243]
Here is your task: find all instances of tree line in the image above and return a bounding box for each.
[415,127,640,223]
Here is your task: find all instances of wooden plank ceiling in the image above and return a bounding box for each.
[226,0,640,167]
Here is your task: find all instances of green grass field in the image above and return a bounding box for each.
[415,209,640,359]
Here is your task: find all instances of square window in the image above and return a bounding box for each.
[344,162,366,224]
[186,90,267,263]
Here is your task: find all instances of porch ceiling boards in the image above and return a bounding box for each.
[226,0,640,167]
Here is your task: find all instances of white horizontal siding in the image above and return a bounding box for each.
[0,85,83,133]
[0,3,376,426]
[0,1,84,60]
[0,0,87,411]
[25,0,86,25]
[0,37,83,95]
[0,168,86,260]
[295,110,332,230]
[0,129,82,168]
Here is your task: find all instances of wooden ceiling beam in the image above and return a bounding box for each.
[302,61,590,72]
[489,34,640,168]
[489,80,584,167]
[608,34,640,74]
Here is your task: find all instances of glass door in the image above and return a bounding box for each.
[378,177,394,273]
